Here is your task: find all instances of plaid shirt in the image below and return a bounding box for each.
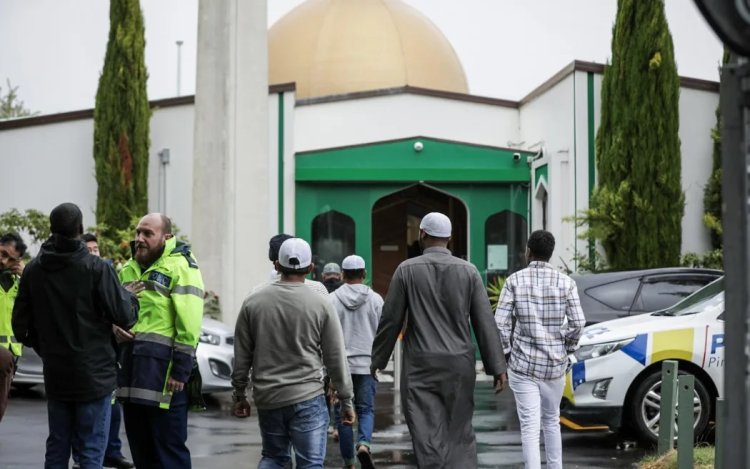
[494,261,586,380]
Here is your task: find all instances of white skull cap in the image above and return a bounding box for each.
[278,238,312,269]
[419,212,452,238]
[342,255,365,270]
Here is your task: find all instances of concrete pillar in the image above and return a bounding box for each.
[192,0,269,327]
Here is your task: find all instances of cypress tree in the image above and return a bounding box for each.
[591,0,683,269]
[93,0,150,239]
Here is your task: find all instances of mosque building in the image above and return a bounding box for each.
[0,0,719,321]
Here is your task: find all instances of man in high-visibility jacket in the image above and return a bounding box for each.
[0,232,26,420]
[116,213,204,468]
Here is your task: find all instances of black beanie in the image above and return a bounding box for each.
[268,234,294,262]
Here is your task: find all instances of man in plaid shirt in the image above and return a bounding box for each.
[495,230,585,469]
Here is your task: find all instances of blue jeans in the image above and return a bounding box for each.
[335,374,377,465]
[257,394,329,469]
[72,400,125,463]
[46,394,112,469]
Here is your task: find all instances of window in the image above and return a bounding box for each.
[485,210,527,276]
[585,278,641,311]
[311,211,355,279]
[632,278,712,312]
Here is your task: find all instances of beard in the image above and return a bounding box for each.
[135,244,164,268]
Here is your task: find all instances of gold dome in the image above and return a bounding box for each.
[269,0,469,99]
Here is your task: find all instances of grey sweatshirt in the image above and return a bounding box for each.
[330,283,383,374]
[232,281,353,410]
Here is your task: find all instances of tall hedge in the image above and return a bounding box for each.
[590,0,684,269]
[93,0,150,239]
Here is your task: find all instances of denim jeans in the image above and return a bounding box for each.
[72,399,126,463]
[46,394,112,469]
[508,369,565,469]
[335,374,377,465]
[257,394,329,469]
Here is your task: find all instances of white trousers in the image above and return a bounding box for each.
[508,369,565,469]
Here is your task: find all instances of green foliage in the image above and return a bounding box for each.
[563,248,609,273]
[0,209,50,249]
[93,0,151,242]
[203,291,222,320]
[639,447,714,468]
[486,275,506,311]
[681,249,723,270]
[702,51,730,249]
[0,79,37,119]
[585,0,684,269]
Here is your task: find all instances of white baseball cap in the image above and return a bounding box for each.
[419,212,452,238]
[278,238,312,269]
[342,255,365,270]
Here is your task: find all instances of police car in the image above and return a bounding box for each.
[560,277,724,442]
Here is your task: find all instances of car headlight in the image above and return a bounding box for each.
[573,338,634,361]
[199,331,221,345]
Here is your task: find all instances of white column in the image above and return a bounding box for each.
[192,0,269,327]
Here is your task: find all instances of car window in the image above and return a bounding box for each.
[585,278,640,311]
[632,278,712,312]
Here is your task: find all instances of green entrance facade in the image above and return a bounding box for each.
[294,137,532,294]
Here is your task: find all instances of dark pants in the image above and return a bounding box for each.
[0,347,14,422]
[46,394,112,469]
[72,400,125,463]
[123,391,190,468]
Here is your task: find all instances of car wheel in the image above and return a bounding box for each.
[628,369,711,444]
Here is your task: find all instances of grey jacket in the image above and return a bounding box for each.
[330,283,383,374]
[232,281,353,410]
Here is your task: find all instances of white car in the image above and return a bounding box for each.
[560,277,724,442]
[13,317,235,394]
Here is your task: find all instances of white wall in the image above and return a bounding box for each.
[680,87,718,255]
[294,93,520,152]
[0,118,97,245]
[519,74,578,269]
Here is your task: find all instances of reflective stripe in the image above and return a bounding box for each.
[117,386,172,405]
[172,284,204,299]
[0,336,18,343]
[142,280,171,298]
[174,342,196,356]
[135,332,174,347]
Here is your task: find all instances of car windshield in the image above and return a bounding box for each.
[655,277,724,317]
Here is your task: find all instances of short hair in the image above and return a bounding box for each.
[82,233,98,244]
[423,234,450,243]
[0,233,27,257]
[343,269,365,280]
[268,234,294,262]
[277,263,310,276]
[527,230,555,261]
[49,203,83,238]
[160,214,172,235]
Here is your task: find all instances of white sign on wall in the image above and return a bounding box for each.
[487,244,508,271]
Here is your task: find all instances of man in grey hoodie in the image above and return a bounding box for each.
[330,255,383,469]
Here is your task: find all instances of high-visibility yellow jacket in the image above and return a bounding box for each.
[117,237,204,409]
[0,275,21,356]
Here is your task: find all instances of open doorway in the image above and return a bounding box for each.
[371,184,467,296]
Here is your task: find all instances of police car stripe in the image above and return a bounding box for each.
[172,285,204,298]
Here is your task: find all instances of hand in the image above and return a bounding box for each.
[167,377,185,393]
[494,372,508,395]
[326,385,338,406]
[233,399,252,418]
[341,407,356,426]
[124,281,146,295]
[112,325,135,343]
[9,259,24,276]
[371,368,380,382]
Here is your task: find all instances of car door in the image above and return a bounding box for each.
[630,274,719,314]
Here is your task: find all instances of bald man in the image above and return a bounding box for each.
[116,213,205,468]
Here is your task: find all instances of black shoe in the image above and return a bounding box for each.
[103,456,135,469]
[356,445,375,469]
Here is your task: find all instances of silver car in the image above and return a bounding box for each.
[12,317,235,394]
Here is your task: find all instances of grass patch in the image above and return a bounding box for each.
[639,446,715,468]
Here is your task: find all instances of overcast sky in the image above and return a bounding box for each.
[0,0,723,115]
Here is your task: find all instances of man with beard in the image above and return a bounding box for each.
[321,262,343,293]
[116,213,204,468]
[12,203,137,467]
[370,212,508,469]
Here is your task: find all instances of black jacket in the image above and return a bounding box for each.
[12,235,138,401]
